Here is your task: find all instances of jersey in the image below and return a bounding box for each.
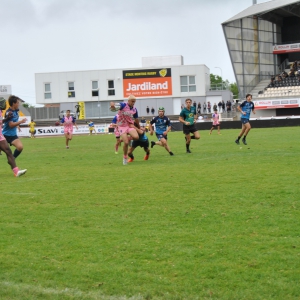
[138,131,148,142]
[29,121,36,132]
[2,108,19,136]
[180,106,197,125]
[240,101,255,119]
[117,102,138,126]
[150,116,171,134]
[212,113,220,125]
[88,121,94,128]
[61,116,76,133]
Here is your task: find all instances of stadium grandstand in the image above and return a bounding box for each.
[222,0,300,117]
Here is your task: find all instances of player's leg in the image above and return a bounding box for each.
[143,145,150,160]
[242,122,251,144]
[191,130,200,140]
[209,126,214,135]
[235,123,246,144]
[64,132,70,148]
[115,137,121,154]
[217,125,221,135]
[185,132,192,153]
[0,139,26,176]
[11,138,23,158]
[128,144,137,162]
[159,137,173,155]
[120,130,131,165]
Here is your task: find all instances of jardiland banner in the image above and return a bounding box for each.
[123,68,172,98]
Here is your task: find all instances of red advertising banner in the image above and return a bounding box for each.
[254,99,299,110]
[123,68,172,98]
[273,43,300,54]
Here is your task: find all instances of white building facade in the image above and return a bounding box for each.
[35,57,231,119]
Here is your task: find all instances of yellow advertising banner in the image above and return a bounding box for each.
[78,102,85,119]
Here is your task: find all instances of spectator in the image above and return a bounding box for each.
[281,71,288,78]
[193,101,197,110]
[146,106,150,115]
[218,101,222,112]
[288,68,295,77]
[207,101,211,113]
[151,107,155,115]
[222,100,226,112]
[213,103,217,112]
[140,117,146,128]
[226,100,231,112]
[203,102,207,113]
[197,102,201,114]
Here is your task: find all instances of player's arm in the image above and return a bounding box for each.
[179,115,189,125]
[164,119,172,135]
[72,117,78,130]
[7,118,27,128]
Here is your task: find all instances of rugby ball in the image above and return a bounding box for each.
[110,103,121,112]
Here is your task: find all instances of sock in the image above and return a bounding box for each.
[243,136,246,140]
[123,155,127,159]
[186,144,190,150]
[13,149,22,158]
[128,154,134,159]
[115,145,119,151]
[191,136,195,139]
[13,167,19,175]
[237,136,241,141]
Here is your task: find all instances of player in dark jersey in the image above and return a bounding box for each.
[149,107,174,156]
[128,127,150,162]
[179,98,200,153]
[235,94,256,145]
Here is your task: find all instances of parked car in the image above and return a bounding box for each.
[59,110,76,120]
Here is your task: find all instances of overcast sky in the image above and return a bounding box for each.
[0,0,269,105]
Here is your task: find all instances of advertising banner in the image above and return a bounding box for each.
[273,43,300,54]
[123,68,172,98]
[253,99,299,110]
[78,101,85,119]
[17,124,110,137]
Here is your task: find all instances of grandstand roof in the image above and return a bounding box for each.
[222,0,300,25]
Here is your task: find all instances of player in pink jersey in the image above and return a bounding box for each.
[110,95,140,165]
[209,110,221,135]
[60,110,78,149]
[0,98,27,177]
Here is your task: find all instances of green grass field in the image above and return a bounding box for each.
[0,127,299,300]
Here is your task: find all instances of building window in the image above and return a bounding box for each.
[68,82,75,98]
[108,80,115,96]
[92,81,99,97]
[44,83,52,99]
[180,76,196,92]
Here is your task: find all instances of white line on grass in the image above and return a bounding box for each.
[0,281,144,300]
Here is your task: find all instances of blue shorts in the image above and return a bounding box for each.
[156,133,167,140]
[241,118,249,124]
[4,135,19,145]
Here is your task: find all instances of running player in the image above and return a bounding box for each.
[60,110,78,149]
[0,97,27,177]
[209,110,221,135]
[2,95,27,159]
[110,95,139,165]
[149,107,174,156]
[179,98,200,153]
[128,127,150,162]
[235,94,256,145]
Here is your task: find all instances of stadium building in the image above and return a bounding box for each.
[34,56,233,120]
[222,0,300,118]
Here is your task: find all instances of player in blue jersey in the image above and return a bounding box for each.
[235,94,256,145]
[149,107,174,156]
[2,95,27,159]
[179,98,200,153]
[87,120,97,135]
[128,127,150,162]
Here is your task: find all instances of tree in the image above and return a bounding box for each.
[22,102,34,108]
[210,73,239,98]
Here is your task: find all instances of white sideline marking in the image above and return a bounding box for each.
[3,192,38,195]
[0,281,144,300]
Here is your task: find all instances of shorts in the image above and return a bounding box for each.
[118,126,135,135]
[132,140,149,149]
[4,135,18,145]
[29,129,35,133]
[0,133,6,142]
[156,133,167,141]
[212,123,220,128]
[183,124,198,135]
[241,118,249,124]
[89,127,95,131]
[64,128,73,134]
